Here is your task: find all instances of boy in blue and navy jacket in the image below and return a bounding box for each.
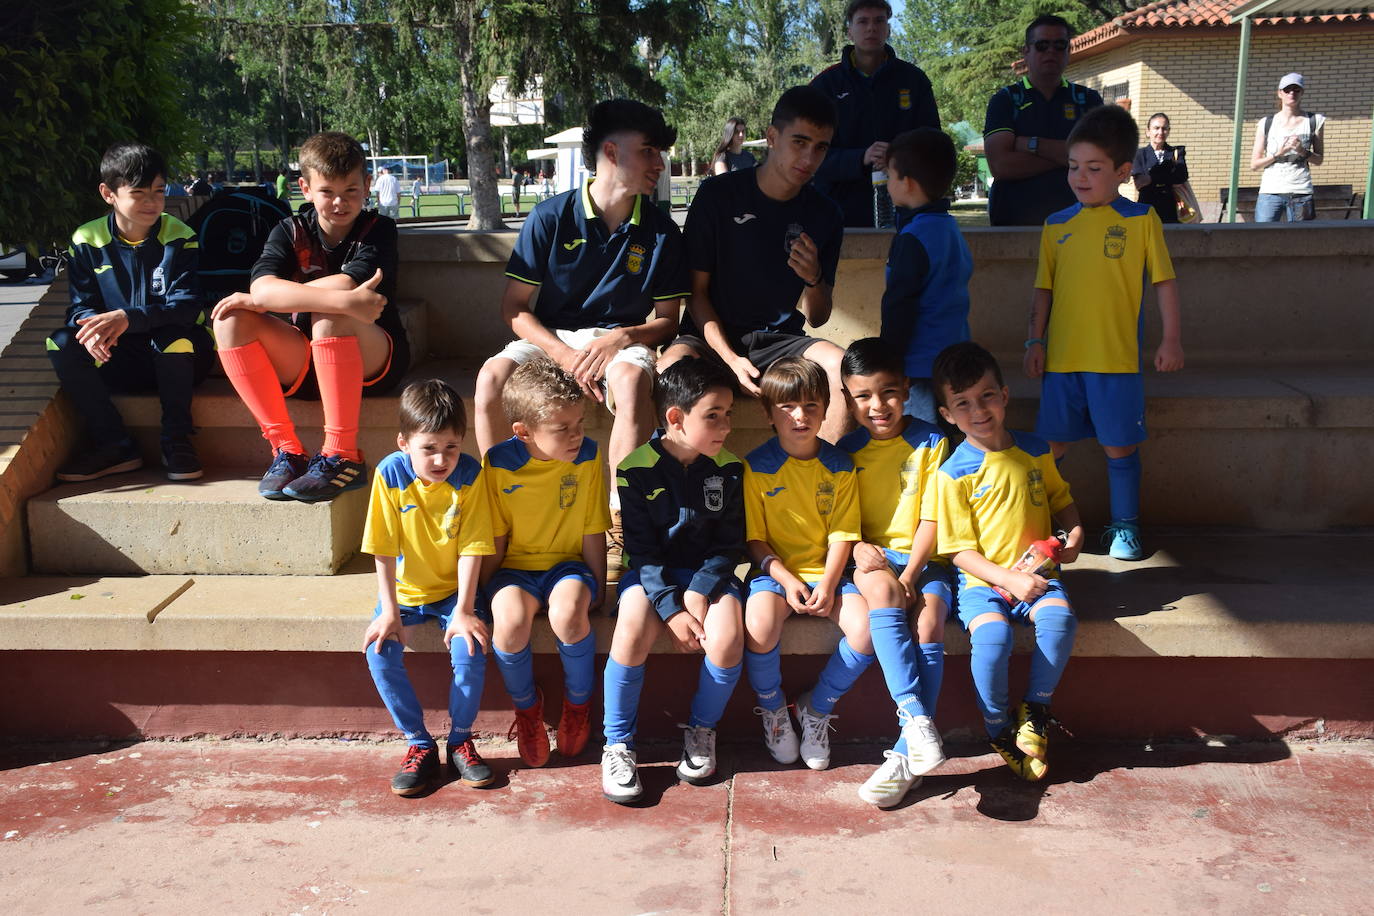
[879,128,972,425]
[601,358,746,804]
[48,143,214,482]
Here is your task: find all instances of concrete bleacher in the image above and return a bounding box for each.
[2,221,1372,743]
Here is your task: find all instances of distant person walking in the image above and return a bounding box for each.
[1250,72,1324,222]
[1131,113,1189,224]
[711,118,754,174]
[410,177,422,216]
[512,168,526,216]
[374,167,400,218]
[274,170,289,201]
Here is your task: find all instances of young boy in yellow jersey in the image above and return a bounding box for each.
[934,342,1084,780]
[742,357,869,770]
[1023,104,1184,561]
[361,380,495,796]
[601,359,745,804]
[837,338,952,807]
[483,359,610,767]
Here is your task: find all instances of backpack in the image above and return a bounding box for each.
[1262,111,1321,150]
[187,186,293,304]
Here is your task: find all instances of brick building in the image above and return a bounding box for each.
[1062,0,1373,212]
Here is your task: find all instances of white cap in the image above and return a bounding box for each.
[1278,72,1305,90]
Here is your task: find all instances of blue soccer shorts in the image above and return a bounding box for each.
[955,578,1071,629]
[1036,371,1146,447]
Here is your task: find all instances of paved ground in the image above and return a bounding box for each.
[1,737,1370,914]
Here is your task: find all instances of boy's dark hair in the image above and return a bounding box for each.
[299,131,367,183]
[503,357,584,427]
[759,356,829,414]
[100,143,168,191]
[771,85,838,133]
[887,128,956,201]
[1066,104,1138,168]
[841,337,906,381]
[844,0,892,25]
[932,342,1003,404]
[399,379,467,438]
[656,357,737,426]
[1024,14,1074,46]
[582,99,677,172]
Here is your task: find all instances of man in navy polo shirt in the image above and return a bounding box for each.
[475,99,687,479]
[660,86,849,443]
[984,15,1104,227]
[811,0,940,228]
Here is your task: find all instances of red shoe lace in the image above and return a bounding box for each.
[400,745,433,773]
[451,740,480,765]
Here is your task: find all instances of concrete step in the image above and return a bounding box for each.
[2,531,1372,741]
[27,468,368,575]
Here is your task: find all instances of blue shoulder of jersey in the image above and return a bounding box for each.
[816,441,854,474]
[1010,430,1053,458]
[745,438,788,475]
[836,426,871,455]
[1110,196,1153,219]
[1045,202,1083,226]
[573,436,599,465]
[486,437,529,472]
[446,452,482,488]
[901,417,944,450]
[376,450,415,489]
[939,439,987,480]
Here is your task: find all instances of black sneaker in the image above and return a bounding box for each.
[447,739,495,788]
[55,441,143,482]
[390,744,440,796]
[282,453,367,503]
[258,450,309,500]
[161,437,203,481]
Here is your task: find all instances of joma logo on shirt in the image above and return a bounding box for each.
[563,238,587,251]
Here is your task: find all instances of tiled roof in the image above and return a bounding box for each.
[1073,0,1374,54]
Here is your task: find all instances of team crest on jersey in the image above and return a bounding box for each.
[899,456,920,495]
[815,480,835,516]
[899,88,911,110]
[559,473,578,509]
[703,475,724,512]
[1063,104,1079,120]
[626,243,647,275]
[442,504,460,539]
[1027,468,1046,507]
[1103,225,1127,259]
[151,265,165,296]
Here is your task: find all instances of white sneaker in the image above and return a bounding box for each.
[857,750,920,808]
[795,691,836,771]
[755,705,799,765]
[677,725,717,785]
[600,743,642,804]
[899,711,947,777]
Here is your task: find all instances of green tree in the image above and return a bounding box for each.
[0,0,194,249]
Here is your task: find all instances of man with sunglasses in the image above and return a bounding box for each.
[984,15,1103,226]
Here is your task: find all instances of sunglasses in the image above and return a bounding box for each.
[1030,39,1070,52]
[1281,86,1303,94]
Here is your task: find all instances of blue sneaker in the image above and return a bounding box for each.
[282,453,367,502]
[258,450,309,500]
[1104,521,1144,561]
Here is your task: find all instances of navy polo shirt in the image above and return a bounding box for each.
[984,77,1103,227]
[682,168,843,342]
[505,179,688,330]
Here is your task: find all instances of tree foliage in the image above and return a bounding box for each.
[0,0,194,249]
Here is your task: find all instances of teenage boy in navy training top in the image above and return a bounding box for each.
[661,85,849,443]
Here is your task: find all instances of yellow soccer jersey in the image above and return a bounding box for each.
[1034,197,1175,374]
[936,432,1073,590]
[743,438,860,581]
[362,450,495,606]
[838,419,948,555]
[484,435,610,571]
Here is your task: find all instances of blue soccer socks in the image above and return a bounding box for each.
[366,638,434,747]
[868,606,926,719]
[494,643,538,709]
[810,637,876,715]
[1027,602,1078,705]
[603,658,646,748]
[558,631,597,706]
[745,645,786,710]
[969,618,1015,738]
[917,642,946,717]
[689,658,742,729]
[446,641,488,746]
[1106,451,1142,525]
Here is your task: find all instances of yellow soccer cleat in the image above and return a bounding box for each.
[1014,700,1051,762]
[991,731,1048,782]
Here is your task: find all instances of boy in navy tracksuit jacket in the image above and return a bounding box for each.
[878,128,972,423]
[600,358,746,804]
[48,142,213,483]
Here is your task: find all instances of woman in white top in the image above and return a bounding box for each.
[1249,72,1324,222]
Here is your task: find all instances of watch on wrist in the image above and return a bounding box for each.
[1028,136,1040,156]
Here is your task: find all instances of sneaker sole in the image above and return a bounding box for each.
[454,772,495,788]
[165,469,204,481]
[390,780,433,797]
[603,790,644,805]
[676,765,715,786]
[55,457,144,482]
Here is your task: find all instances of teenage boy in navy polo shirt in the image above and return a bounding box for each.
[810,0,940,228]
[983,15,1104,227]
[660,86,849,443]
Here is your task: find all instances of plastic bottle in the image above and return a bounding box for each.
[993,535,1065,603]
[872,170,895,229]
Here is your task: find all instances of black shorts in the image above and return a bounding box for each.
[669,330,822,372]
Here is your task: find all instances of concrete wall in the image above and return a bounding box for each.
[1068,24,1374,207]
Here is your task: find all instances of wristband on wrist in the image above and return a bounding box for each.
[759,554,778,576]
[1025,337,1045,349]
